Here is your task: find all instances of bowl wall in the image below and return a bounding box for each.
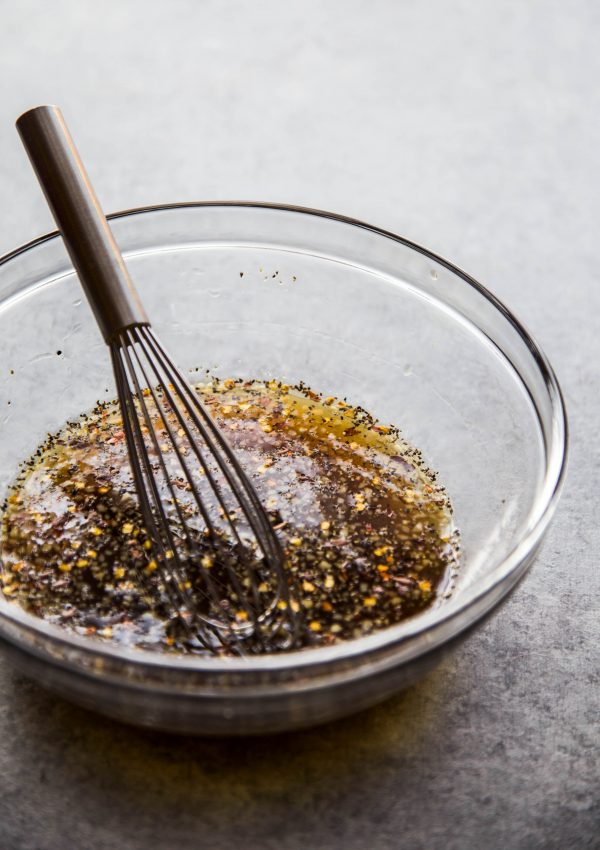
[0,203,566,733]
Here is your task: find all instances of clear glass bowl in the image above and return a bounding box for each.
[0,203,567,734]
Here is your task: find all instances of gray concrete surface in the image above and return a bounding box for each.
[0,1,598,848]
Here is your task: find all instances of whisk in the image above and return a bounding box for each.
[16,105,299,654]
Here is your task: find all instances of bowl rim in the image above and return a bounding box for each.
[0,200,569,676]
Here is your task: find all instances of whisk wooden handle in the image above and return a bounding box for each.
[16,105,149,342]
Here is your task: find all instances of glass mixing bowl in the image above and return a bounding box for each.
[0,202,567,734]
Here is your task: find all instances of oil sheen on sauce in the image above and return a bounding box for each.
[0,378,459,655]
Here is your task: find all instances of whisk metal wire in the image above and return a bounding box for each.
[16,104,301,655]
[111,325,298,652]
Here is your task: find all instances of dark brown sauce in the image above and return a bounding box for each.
[0,378,459,654]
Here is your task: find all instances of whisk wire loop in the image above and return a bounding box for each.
[121,330,260,633]
[111,344,217,652]
[110,326,299,652]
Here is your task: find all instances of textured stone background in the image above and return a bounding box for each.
[0,1,598,848]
